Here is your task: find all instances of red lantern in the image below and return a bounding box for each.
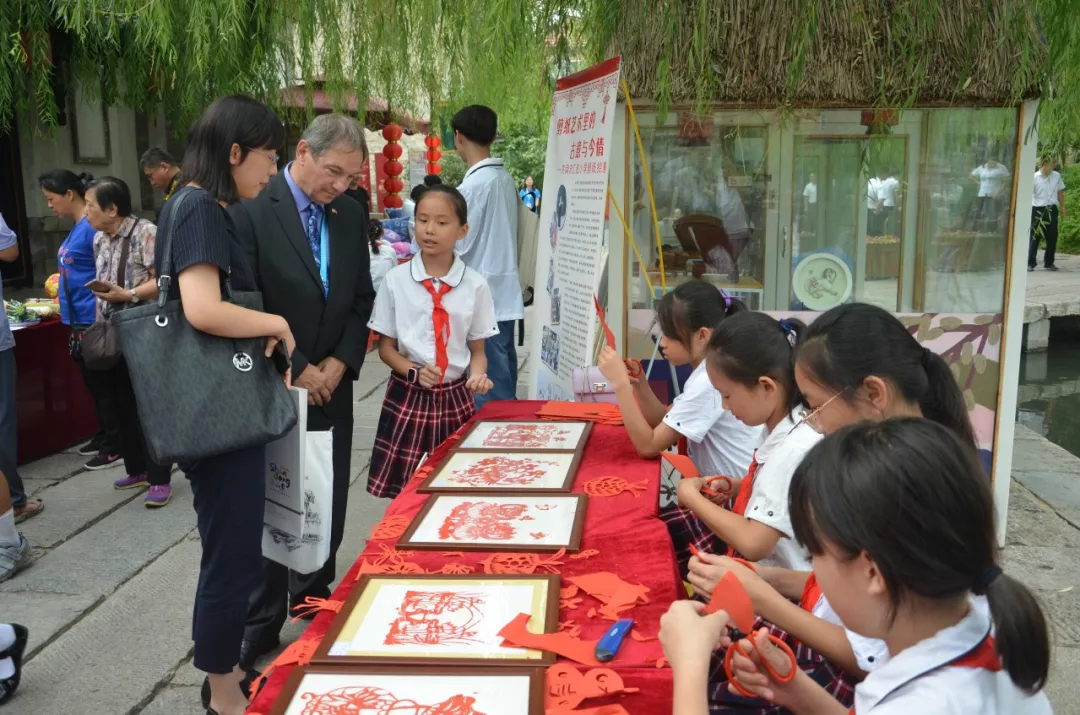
[426,163,442,175]
[382,124,403,142]
[384,194,404,209]
[382,142,403,160]
[424,135,441,149]
[385,177,405,194]
[426,149,442,162]
[384,160,404,177]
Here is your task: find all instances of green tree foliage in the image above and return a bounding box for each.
[494,126,547,189]
[437,153,467,188]
[1058,164,1080,255]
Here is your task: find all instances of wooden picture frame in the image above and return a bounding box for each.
[417,449,584,494]
[268,664,545,715]
[456,419,593,451]
[398,494,588,553]
[312,574,560,667]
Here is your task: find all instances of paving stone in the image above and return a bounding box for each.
[16,451,91,481]
[140,685,204,715]
[169,658,206,688]
[12,538,201,715]
[1,479,195,597]
[1046,647,1080,713]
[1013,435,1080,474]
[1012,471,1080,529]
[2,591,101,660]
[1003,545,1080,592]
[1005,486,1080,548]
[349,449,372,486]
[17,471,144,549]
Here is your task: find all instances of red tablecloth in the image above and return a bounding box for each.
[12,320,97,463]
[249,400,679,713]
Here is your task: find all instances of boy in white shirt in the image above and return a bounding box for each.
[1029,157,1067,272]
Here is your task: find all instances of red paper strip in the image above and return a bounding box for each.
[593,295,617,350]
[661,452,699,479]
[706,571,755,633]
[498,612,601,666]
[545,663,639,711]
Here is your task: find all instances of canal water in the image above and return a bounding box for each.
[1018,337,1080,457]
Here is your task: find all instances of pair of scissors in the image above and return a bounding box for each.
[593,295,644,378]
[701,474,734,499]
[704,572,797,698]
[687,544,757,574]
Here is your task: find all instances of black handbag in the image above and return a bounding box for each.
[81,219,141,370]
[113,188,298,464]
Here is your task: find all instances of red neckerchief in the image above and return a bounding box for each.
[800,573,824,612]
[725,453,759,558]
[421,278,452,380]
[846,634,1001,713]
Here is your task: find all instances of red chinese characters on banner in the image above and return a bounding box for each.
[298,687,486,715]
[437,502,533,541]
[556,112,598,136]
[481,424,572,449]
[446,456,558,487]
[384,590,485,647]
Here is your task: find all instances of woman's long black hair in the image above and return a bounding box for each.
[706,312,805,412]
[655,280,744,350]
[795,303,976,448]
[790,418,1050,694]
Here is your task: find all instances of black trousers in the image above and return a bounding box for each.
[188,443,266,673]
[1030,205,1060,268]
[243,408,354,649]
[103,358,171,484]
[73,339,121,455]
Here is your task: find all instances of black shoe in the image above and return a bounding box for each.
[77,438,102,457]
[84,453,120,471]
[200,666,265,710]
[0,624,29,704]
[1029,266,1035,272]
[240,635,279,671]
[1046,264,1059,271]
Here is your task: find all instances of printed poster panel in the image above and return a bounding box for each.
[528,57,622,400]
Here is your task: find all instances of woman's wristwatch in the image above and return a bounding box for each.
[128,288,139,304]
[406,366,420,385]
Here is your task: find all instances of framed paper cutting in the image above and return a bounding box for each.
[312,574,559,666]
[457,420,592,451]
[398,494,587,553]
[269,665,544,715]
[417,451,582,493]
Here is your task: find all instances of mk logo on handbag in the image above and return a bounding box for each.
[232,352,254,372]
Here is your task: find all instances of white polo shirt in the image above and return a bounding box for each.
[879,177,900,207]
[805,586,891,673]
[662,362,761,478]
[457,158,526,323]
[854,597,1051,714]
[744,408,821,571]
[1033,170,1065,208]
[368,253,500,381]
[972,163,1009,197]
[803,182,817,205]
[866,178,882,210]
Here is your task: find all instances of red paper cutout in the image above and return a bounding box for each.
[481,548,566,574]
[569,572,651,620]
[412,465,435,481]
[289,596,342,623]
[657,657,668,669]
[436,562,475,575]
[706,571,755,633]
[537,401,623,426]
[560,584,583,609]
[561,585,579,598]
[531,531,548,539]
[249,638,318,695]
[583,476,648,498]
[354,545,427,579]
[295,686,486,714]
[661,452,699,478]
[438,502,531,541]
[498,612,601,665]
[445,455,561,487]
[570,549,600,560]
[587,608,597,618]
[480,423,575,449]
[384,590,485,647]
[558,620,582,637]
[370,515,412,540]
[545,663,640,711]
[630,629,657,642]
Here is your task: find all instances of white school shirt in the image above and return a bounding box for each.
[456,158,526,323]
[805,586,891,673]
[743,408,821,571]
[879,177,900,207]
[854,596,1051,714]
[1033,170,1066,207]
[802,182,817,204]
[368,241,400,295]
[662,362,762,478]
[866,178,882,209]
[368,253,500,381]
[972,164,1009,197]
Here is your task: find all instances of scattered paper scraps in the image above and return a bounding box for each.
[561,584,584,610]
[570,549,600,560]
[369,515,411,540]
[583,476,648,498]
[629,629,657,642]
[436,562,475,574]
[482,548,566,574]
[499,613,601,666]
[545,662,640,711]
[569,572,651,621]
[289,597,342,623]
[249,638,318,695]
[558,620,583,638]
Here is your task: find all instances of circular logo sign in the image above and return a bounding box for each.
[232,352,254,372]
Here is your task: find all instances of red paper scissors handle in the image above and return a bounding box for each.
[701,474,734,498]
[724,632,797,698]
[687,545,758,574]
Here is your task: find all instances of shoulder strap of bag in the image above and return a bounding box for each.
[60,263,77,324]
[115,218,139,287]
[155,188,196,320]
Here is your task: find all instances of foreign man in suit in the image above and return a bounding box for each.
[229,113,376,666]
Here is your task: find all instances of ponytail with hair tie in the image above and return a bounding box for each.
[778,318,797,347]
[973,564,1002,595]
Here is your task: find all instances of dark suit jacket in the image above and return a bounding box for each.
[230,172,376,422]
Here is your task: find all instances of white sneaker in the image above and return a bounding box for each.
[0,535,31,583]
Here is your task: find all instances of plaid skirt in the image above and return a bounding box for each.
[660,503,730,578]
[367,373,474,499]
[708,617,857,713]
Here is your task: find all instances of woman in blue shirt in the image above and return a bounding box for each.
[519,175,541,212]
[40,170,120,467]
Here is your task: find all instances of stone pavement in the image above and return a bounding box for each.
[5,339,1080,713]
[1024,253,1080,351]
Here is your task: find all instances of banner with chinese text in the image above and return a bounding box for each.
[528,57,621,400]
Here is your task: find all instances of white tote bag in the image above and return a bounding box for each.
[262,387,334,574]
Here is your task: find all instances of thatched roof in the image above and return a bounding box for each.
[609,0,1043,107]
